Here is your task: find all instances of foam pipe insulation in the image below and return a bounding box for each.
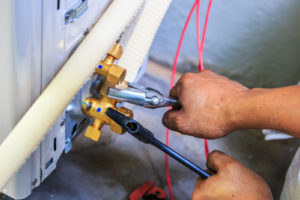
[0,0,144,189]
[119,0,172,82]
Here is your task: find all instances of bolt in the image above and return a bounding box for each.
[86,102,92,111]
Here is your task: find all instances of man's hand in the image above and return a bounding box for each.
[162,70,300,138]
[192,150,272,200]
[162,70,248,139]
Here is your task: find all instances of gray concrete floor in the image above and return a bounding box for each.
[25,61,300,200]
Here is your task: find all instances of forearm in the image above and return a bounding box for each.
[229,85,300,137]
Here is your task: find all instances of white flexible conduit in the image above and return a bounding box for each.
[0,0,144,189]
[119,0,172,82]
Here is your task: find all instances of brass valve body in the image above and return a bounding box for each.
[82,43,133,141]
[82,97,133,141]
[95,44,126,96]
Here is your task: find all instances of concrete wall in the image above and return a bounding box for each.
[150,0,300,88]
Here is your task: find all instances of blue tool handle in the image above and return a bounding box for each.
[105,108,210,179]
[125,120,210,179]
[150,137,211,179]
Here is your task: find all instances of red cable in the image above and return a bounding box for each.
[165,3,198,200]
[197,0,213,159]
[196,0,209,160]
[169,1,198,87]
[165,0,213,199]
[200,0,213,159]
[196,0,202,70]
[200,0,213,70]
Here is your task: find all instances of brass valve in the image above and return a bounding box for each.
[95,43,127,96]
[82,97,132,141]
[82,43,133,141]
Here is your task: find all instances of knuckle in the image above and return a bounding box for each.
[208,150,223,160]
[202,69,213,74]
[180,73,196,88]
[185,72,195,77]
[223,160,238,172]
[181,73,195,82]
[170,86,178,97]
[207,150,224,164]
[199,70,214,78]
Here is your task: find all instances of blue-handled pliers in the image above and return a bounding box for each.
[105,107,211,179]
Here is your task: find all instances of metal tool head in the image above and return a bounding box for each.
[128,82,179,108]
[107,82,179,108]
[106,109,211,179]
[105,108,153,143]
[105,108,134,131]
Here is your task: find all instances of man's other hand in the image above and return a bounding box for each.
[192,150,272,200]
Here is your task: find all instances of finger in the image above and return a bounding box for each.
[169,74,185,98]
[162,109,184,131]
[206,150,236,172]
[169,86,178,98]
[199,70,229,82]
[169,86,182,110]
[169,84,182,99]
[204,168,215,176]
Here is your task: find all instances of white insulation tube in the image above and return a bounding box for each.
[120,0,172,82]
[0,0,143,189]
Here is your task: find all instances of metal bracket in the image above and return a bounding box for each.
[65,0,88,24]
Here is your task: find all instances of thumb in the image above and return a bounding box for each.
[206,150,236,172]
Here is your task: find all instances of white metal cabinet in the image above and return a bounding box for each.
[0,0,111,199]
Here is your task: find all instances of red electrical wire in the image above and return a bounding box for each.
[197,0,213,159]
[196,0,202,70]
[169,1,198,88]
[200,0,213,159]
[200,0,213,70]
[165,0,213,199]
[165,2,198,200]
[196,0,210,160]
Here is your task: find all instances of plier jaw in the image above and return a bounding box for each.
[107,82,179,108]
